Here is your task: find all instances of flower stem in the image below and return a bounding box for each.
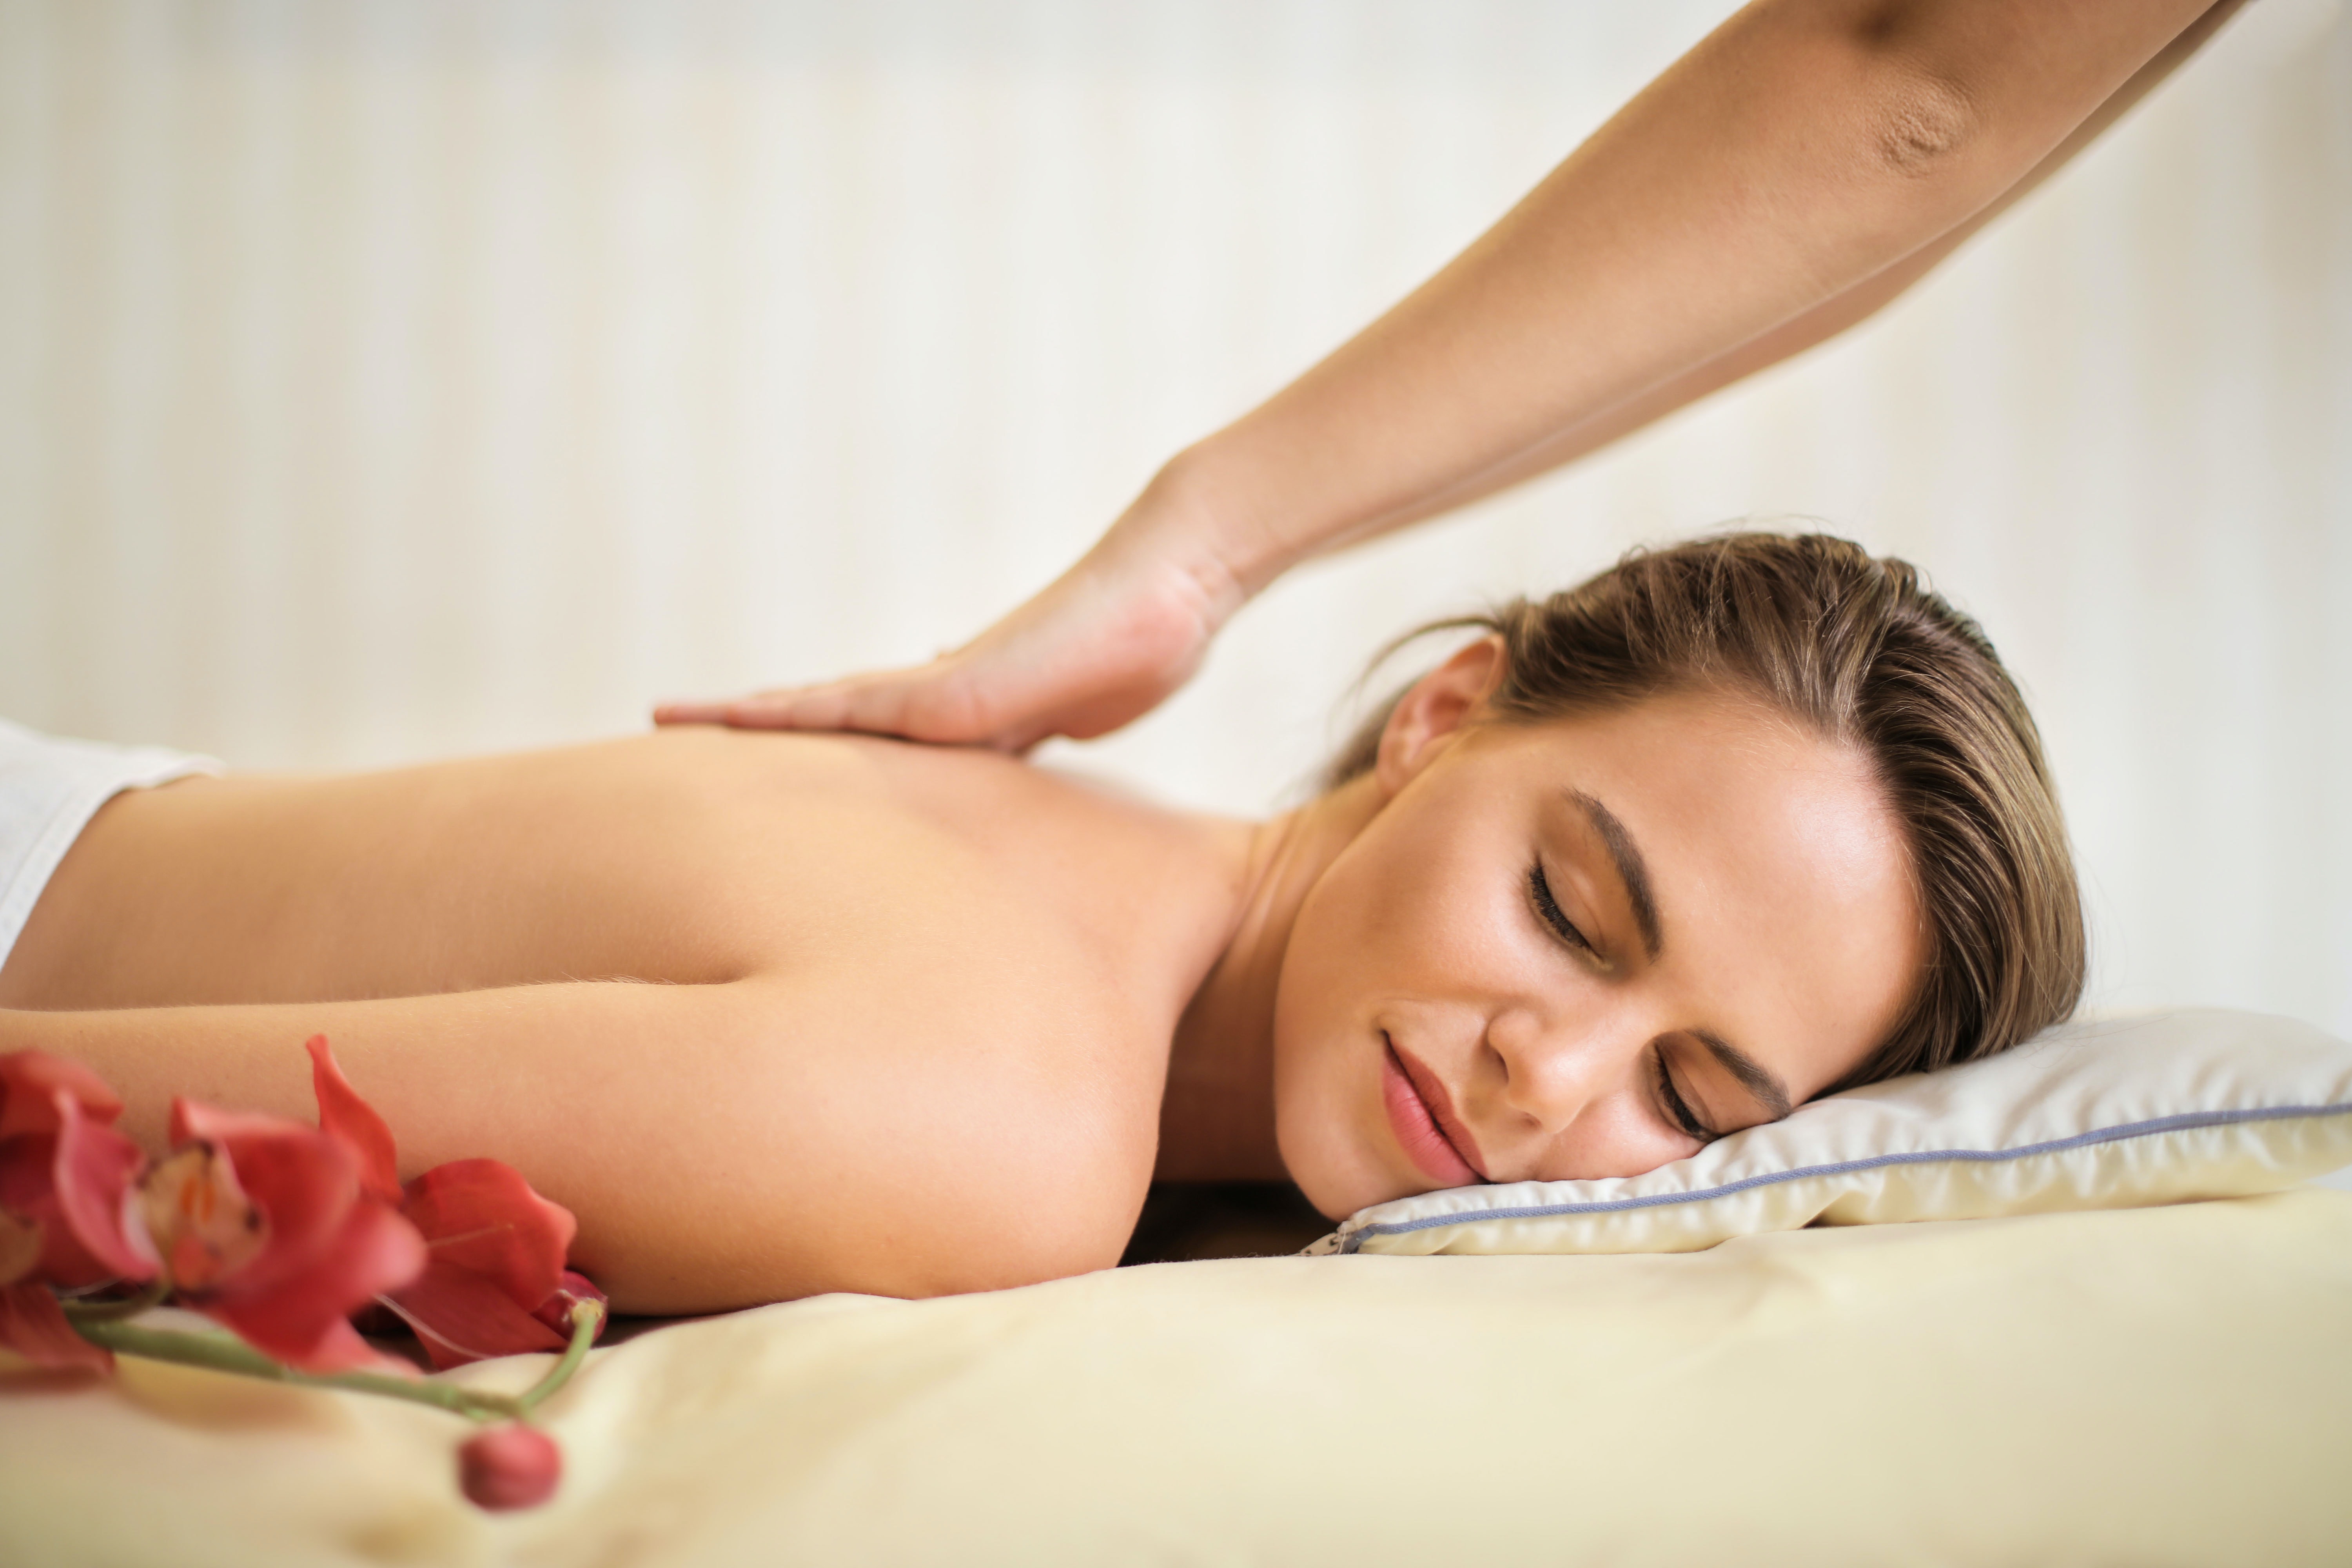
[67,1300,609,1425]
[58,1281,169,1323]
[517,1300,604,1417]
[70,1318,523,1421]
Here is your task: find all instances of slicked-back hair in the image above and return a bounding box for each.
[1326,532,2084,1091]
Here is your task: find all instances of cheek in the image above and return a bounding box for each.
[1266,891,1375,1214]
[1525,1094,1695,1183]
[1267,879,1374,1103]
[1270,805,1537,1122]
[1267,816,1485,1200]
[1278,823,1497,1029]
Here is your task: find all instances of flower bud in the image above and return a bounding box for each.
[457,1422,563,1510]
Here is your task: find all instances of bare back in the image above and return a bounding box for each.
[0,729,1251,1312]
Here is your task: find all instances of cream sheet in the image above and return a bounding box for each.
[7,1191,2350,1566]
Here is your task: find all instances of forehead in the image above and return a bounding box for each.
[1461,692,1923,1091]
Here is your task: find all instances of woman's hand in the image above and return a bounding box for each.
[654,526,1245,754]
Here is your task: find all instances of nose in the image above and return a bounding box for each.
[1482,996,1657,1141]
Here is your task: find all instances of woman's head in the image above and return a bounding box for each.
[1272,532,2083,1216]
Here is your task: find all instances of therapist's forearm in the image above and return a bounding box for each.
[1343,0,2246,535]
[1143,0,2219,592]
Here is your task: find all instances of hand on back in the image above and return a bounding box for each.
[655,542,1237,753]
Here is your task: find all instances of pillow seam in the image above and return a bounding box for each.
[1338,1099,2352,1250]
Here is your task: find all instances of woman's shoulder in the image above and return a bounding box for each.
[625,727,1248,1004]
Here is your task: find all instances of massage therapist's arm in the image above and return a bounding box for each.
[661,0,2240,751]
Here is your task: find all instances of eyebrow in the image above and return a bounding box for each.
[1693,1028,1795,1123]
[1566,789,1663,961]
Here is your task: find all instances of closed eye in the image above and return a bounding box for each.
[1530,859,1714,1142]
[1654,1045,1719,1143]
[1527,861,1594,956]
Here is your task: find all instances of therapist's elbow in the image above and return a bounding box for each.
[1863,64,1979,179]
[1810,0,1995,182]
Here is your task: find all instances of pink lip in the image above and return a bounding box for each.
[1381,1037,1488,1187]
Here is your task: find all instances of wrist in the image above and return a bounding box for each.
[1105,441,1301,621]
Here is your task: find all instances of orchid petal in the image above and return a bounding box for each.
[0,1282,111,1372]
[200,1198,426,1371]
[51,1091,154,1281]
[304,1036,401,1203]
[387,1267,567,1370]
[0,1052,122,1141]
[372,1291,506,1365]
[399,1160,574,1307]
[0,1139,50,1230]
[0,1208,40,1285]
[1,1136,114,1290]
[0,1288,112,1373]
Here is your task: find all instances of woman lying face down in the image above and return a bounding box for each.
[0,534,2081,1313]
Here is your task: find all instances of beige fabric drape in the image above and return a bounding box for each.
[5,1192,2349,1565]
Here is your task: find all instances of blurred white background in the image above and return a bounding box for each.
[0,0,2345,1034]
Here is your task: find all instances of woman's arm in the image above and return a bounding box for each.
[663,0,2238,751]
[1,976,1145,1314]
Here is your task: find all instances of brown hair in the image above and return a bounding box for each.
[1327,532,2083,1092]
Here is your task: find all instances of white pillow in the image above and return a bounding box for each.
[1312,1007,2352,1256]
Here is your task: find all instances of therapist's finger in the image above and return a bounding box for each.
[653,683,859,731]
[657,665,1007,746]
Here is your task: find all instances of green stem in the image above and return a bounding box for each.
[69,1307,612,1429]
[71,1317,525,1420]
[58,1281,170,1323]
[517,1300,604,1417]
[67,1298,608,1424]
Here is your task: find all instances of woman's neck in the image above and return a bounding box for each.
[1156,774,1381,1180]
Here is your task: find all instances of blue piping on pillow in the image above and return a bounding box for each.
[1336,1100,2352,1253]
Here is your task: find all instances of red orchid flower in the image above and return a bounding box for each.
[306,1037,605,1369]
[4,1042,597,1517]
[141,1097,427,1372]
[0,1053,149,1371]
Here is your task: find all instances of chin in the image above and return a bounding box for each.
[1272,1061,1409,1222]
[1288,1163,1363,1223]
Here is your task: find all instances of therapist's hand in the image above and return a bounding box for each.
[654,531,1242,753]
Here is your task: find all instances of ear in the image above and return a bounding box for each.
[1372,635,1506,799]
